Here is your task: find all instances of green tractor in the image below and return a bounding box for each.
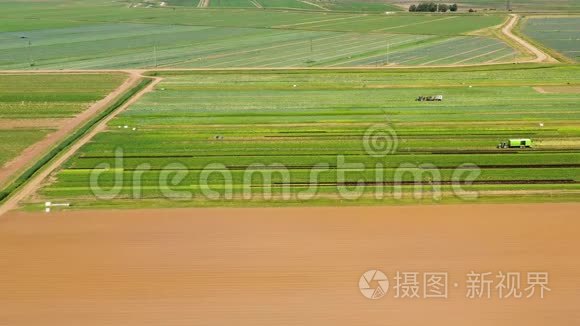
[498,138,533,149]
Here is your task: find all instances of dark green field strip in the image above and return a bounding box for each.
[75,131,580,154]
[0,74,126,103]
[65,164,580,171]
[154,65,580,86]
[66,152,580,170]
[47,166,580,185]
[267,180,579,186]
[41,167,580,203]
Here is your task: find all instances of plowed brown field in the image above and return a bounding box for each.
[0,203,578,325]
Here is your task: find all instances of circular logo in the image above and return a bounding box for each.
[359,269,389,300]
[363,124,398,157]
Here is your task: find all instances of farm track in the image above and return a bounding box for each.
[0,71,141,188]
[0,73,163,217]
[502,14,557,63]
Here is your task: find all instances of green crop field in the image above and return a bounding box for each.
[521,16,580,63]
[0,130,50,167]
[0,23,514,69]
[137,0,402,12]
[0,1,513,69]
[30,65,580,209]
[0,73,125,182]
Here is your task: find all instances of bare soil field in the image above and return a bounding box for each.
[534,85,580,94]
[0,203,578,326]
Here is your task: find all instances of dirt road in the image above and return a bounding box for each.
[0,71,140,188]
[501,14,556,63]
[0,203,578,325]
[0,75,162,217]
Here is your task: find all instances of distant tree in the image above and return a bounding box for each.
[413,2,455,13]
[429,2,437,12]
[450,3,458,11]
[468,8,476,12]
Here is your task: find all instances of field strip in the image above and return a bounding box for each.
[248,34,404,67]
[0,74,162,217]
[373,16,458,33]
[419,42,498,66]
[354,36,451,66]
[201,33,341,61]
[247,37,393,67]
[273,15,362,28]
[0,71,140,189]
[395,55,427,64]
[451,48,505,65]
[315,36,424,67]
[151,30,305,67]
[297,0,329,11]
[326,36,429,66]
[261,37,397,67]
[485,51,516,64]
[203,34,346,67]
[0,119,63,129]
[304,15,388,30]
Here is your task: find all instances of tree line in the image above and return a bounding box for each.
[409,2,458,12]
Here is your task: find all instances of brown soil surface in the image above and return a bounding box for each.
[534,86,580,94]
[0,203,578,326]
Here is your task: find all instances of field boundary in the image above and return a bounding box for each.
[0,75,158,217]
